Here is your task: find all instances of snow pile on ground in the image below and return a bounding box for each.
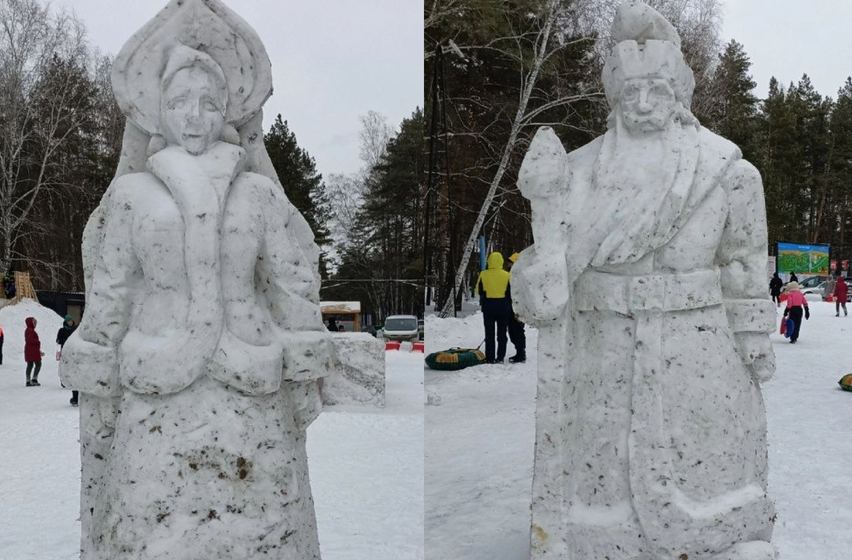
[0,299,424,560]
[0,298,64,367]
[425,304,852,560]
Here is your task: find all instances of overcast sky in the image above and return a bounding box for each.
[49,0,423,178]
[722,0,852,99]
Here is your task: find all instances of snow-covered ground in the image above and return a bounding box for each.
[0,299,424,560]
[425,303,852,560]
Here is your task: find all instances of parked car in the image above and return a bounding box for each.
[801,282,827,300]
[801,278,852,302]
[798,275,828,289]
[381,315,419,342]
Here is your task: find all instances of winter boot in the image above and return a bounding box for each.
[509,354,526,363]
[31,378,40,386]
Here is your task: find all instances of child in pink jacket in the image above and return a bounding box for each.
[783,282,809,343]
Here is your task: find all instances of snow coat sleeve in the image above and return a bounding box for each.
[717,159,775,335]
[257,181,333,382]
[59,181,140,397]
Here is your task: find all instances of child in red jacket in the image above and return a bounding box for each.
[24,317,44,386]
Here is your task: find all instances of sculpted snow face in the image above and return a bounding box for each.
[513,2,776,559]
[58,1,332,558]
[619,77,677,134]
[160,65,227,155]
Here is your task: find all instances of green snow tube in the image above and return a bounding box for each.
[839,373,852,392]
[426,347,486,371]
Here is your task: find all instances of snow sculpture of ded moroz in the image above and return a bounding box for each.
[59,1,334,558]
[512,2,777,559]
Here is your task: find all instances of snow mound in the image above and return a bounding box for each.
[0,298,64,366]
[424,313,484,354]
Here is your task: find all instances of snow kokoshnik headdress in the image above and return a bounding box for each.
[111,0,273,136]
[602,0,695,108]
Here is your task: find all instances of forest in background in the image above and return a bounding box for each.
[425,0,852,312]
[0,0,424,323]
[5,0,852,320]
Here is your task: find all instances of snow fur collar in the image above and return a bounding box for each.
[118,142,244,395]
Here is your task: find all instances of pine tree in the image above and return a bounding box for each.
[330,110,425,318]
[828,78,852,254]
[264,115,332,277]
[706,40,759,161]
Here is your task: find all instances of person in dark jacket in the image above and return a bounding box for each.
[57,316,78,405]
[476,251,512,363]
[24,317,43,386]
[769,272,783,307]
[789,272,799,284]
[506,252,527,363]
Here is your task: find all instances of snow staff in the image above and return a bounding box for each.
[506,252,526,363]
[783,282,809,343]
[24,317,43,386]
[476,251,512,363]
[59,2,334,558]
[0,324,4,365]
[56,316,77,405]
[512,2,776,558]
[769,272,783,306]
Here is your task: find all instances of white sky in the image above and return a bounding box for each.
[722,0,852,99]
[49,0,424,178]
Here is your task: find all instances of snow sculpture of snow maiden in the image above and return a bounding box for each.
[512,2,776,560]
[59,1,333,558]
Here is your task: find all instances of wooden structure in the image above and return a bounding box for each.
[320,301,362,332]
[12,271,37,301]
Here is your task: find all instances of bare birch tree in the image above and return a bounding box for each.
[0,0,90,276]
[437,0,580,316]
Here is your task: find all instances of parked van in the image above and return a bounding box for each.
[381,315,420,341]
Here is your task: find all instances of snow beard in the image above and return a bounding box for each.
[587,108,700,267]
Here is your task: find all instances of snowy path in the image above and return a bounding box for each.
[0,301,424,560]
[425,304,852,560]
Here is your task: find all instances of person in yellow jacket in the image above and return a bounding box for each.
[507,252,527,363]
[476,251,512,363]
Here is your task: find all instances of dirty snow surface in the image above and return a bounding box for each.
[0,299,424,560]
[425,303,852,560]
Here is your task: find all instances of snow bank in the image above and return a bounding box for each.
[426,305,852,560]
[0,298,64,368]
[0,308,424,560]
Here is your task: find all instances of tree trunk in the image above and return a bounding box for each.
[439,0,559,317]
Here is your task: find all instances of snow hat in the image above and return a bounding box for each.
[784,281,801,292]
[508,252,521,264]
[602,1,695,108]
[112,0,273,136]
[161,45,229,111]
